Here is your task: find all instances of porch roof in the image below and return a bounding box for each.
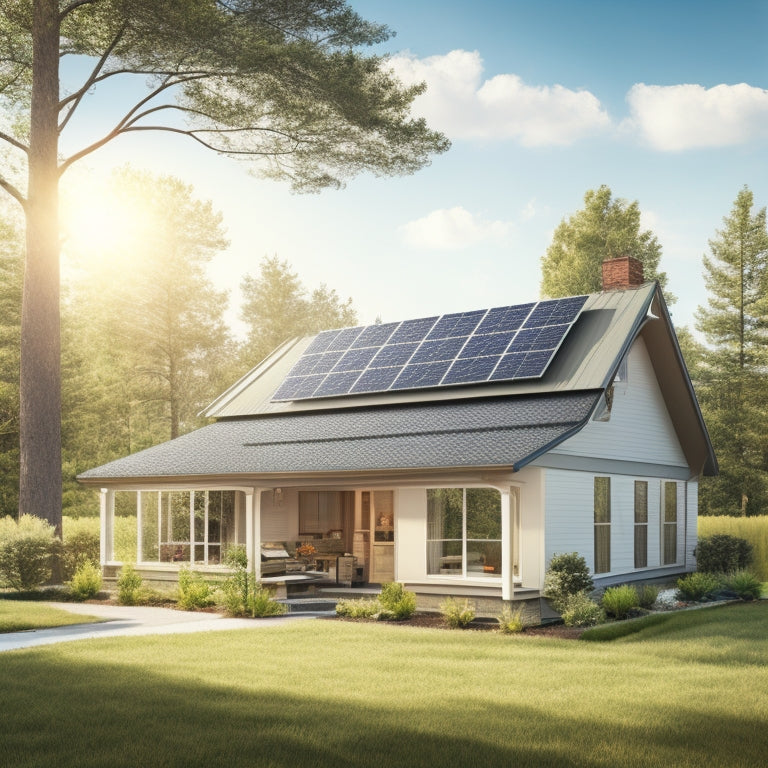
[78,390,601,484]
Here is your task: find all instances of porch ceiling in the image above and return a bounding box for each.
[78,391,601,484]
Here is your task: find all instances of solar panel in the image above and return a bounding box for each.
[271,295,588,401]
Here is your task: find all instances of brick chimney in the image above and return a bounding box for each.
[601,256,644,291]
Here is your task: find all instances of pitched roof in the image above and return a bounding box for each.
[78,391,600,483]
[78,282,717,484]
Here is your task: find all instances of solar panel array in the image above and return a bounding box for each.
[271,295,588,401]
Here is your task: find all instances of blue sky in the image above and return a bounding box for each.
[58,0,768,338]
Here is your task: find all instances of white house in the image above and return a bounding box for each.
[78,257,716,621]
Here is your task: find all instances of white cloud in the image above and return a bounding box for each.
[388,50,611,145]
[400,206,512,250]
[626,83,768,151]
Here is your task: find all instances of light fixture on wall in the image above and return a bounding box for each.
[273,487,283,506]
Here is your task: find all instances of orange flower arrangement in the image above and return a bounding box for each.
[296,543,317,557]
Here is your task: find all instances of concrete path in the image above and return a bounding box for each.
[0,602,315,652]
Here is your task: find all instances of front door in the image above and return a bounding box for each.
[357,490,394,583]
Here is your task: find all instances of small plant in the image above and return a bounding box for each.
[116,564,144,605]
[440,597,476,628]
[695,534,753,574]
[378,582,417,620]
[676,571,722,601]
[497,606,524,634]
[0,514,58,591]
[177,566,214,610]
[637,584,660,609]
[724,569,763,601]
[335,598,381,618]
[247,583,287,618]
[68,560,102,601]
[543,552,594,612]
[561,592,605,627]
[601,585,639,620]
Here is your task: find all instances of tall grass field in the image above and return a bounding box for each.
[698,515,768,580]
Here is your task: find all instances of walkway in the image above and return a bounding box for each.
[0,602,316,652]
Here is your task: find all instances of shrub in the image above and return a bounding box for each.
[497,606,524,634]
[695,534,753,574]
[378,582,417,620]
[724,569,763,601]
[560,592,605,627]
[543,552,594,612]
[336,598,381,618]
[440,597,475,628]
[68,560,102,601]
[637,584,660,609]
[116,564,144,605]
[177,566,214,610]
[59,529,100,581]
[601,585,639,619]
[0,514,58,591]
[247,583,287,618]
[676,571,722,601]
[698,515,768,581]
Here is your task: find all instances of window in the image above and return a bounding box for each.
[299,491,342,535]
[427,488,502,578]
[594,477,611,574]
[663,482,678,565]
[634,481,648,568]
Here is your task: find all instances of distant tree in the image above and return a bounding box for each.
[0,0,449,532]
[540,186,673,300]
[695,187,768,516]
[0,206,22,518]
[61,170,235,515]
[240,256,357,365]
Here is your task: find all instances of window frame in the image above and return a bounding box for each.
[634,480,648,569]
[594,476,611,574]
[426,487,503,580]
[662,481,678,565]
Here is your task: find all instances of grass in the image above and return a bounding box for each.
[698,515,768,580]
[0,601,104,633]
[1,602,767,767]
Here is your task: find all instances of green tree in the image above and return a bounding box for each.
[0,0,449,532]
[540,185,672,299]
[240,256,357,365]
[0,205,22,518]
[61,170,235,516]
[695,187,768,516]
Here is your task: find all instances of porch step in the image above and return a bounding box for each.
[279,598,338,614]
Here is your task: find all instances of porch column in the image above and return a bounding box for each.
[136,491,143,564]
[244,489,262,579]
[100,489,114,566]
[501,489,513,601]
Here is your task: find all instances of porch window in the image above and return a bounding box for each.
[662,482,678,565]
[634,481,648,568]
[594,477,610,574]
[152,490,236,565]
[426,488,502,578]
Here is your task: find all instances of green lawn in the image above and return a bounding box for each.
[0,601,104,633]
[1,602,766,768]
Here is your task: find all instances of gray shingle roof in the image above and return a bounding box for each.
[78,391,600,482]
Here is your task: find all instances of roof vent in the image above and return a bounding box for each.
[601,256,644,291]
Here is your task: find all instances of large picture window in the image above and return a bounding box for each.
[663,482,678,565]
[427,488,502,578]
[594,477,611,574]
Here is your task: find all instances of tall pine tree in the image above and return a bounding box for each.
[695,186,768,516]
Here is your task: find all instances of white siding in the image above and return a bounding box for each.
[550,336,687,468]
[544,469,689,579]
[259,488,298,541]
[395,488,428,582]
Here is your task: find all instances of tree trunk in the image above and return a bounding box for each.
[19,0,62,534]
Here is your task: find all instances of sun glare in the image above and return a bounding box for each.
[60,173,157,270]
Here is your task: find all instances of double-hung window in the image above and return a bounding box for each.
[634,481,648,568]
[594,477,611,574]
[662,482,678,565]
